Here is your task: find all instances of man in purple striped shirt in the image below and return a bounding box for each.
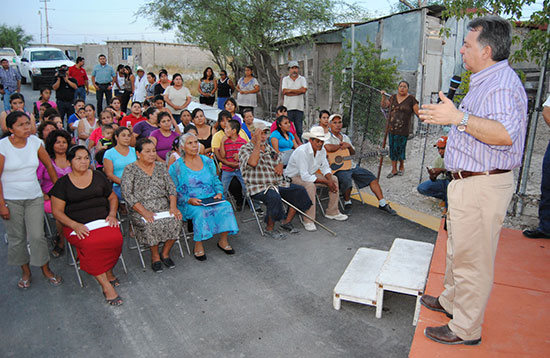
[418,16,527,346]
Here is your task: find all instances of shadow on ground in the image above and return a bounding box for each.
[0,201,436,358]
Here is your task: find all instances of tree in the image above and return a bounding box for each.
[441,0,550,65]
[140,0,357,115]
[325,41,399,145]
[0,24,32,52]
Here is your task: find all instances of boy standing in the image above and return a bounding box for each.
[219,120,248,197]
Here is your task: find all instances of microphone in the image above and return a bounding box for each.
[438,75,461,102]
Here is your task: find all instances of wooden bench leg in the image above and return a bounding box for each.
[375,284,383,318]
[413,293,422,326]
[333,293,341,310]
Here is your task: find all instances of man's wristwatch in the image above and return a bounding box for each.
[457,112,469,132]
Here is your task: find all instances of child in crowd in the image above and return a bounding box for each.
[241,108,255,139]
[68,99,86,132]
[34,87,57,118]
[51,115,64,130]
[36,102,52,123]
[94,124,116,168]
[270,105,301,145]
[224,97,242,123]
[219,120,248,197]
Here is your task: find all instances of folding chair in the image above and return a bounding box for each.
[123,215,185,270]
[316,186,345,216]
[66,236,128,288]
[240,192,264,236]
[180,221,193,255]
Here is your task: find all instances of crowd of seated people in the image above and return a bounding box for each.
[0,67,404,308]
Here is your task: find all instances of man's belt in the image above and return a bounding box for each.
[451,169,510,180]
[95,82,110,86]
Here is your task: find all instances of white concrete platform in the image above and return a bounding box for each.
[333,248,388,310]
[375,238,434,325]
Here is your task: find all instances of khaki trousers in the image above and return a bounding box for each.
[291,173,340,223]
[5,197,49,267]
[439,171,513,340]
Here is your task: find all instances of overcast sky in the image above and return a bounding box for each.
[2,0,544,46]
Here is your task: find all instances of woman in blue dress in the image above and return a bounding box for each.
[169,133,239,261]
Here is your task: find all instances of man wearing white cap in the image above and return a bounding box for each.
[132,66,148,103]
[282,61,307,139]
[285,126,348,231]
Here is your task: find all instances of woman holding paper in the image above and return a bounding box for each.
[50,145,124,306]
[169,133,239,261]
[121,138,183,273]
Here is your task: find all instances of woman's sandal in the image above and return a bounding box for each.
[217,243,235,255]
[103,292,124,306]
[46,274,63,286]
[18,276,31,289]
[109,278,121,287]
[397,170,404,176]
[387,172,397,178]
[51,244,64,258]
[194,250,207,261]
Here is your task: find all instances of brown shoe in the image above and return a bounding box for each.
[420,295,453,319]
[424,325,481,345]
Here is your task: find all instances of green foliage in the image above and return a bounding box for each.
[453,70,471,104]
[0,24,32,52]
[441,0,550,65]
[325,41,399,144]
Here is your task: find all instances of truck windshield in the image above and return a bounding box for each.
[30,51,68,61]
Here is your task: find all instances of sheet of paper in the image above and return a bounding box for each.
[141,211,174,222]
[70,219,116,236]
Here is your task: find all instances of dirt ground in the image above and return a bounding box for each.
[357,117,548,231]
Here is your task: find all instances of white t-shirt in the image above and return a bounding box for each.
[237,77,259,107]
[325,132,355,150]
[163,86,191,115]
[282,75,307,111]
[133,75,148,103]
[0,135,43,200]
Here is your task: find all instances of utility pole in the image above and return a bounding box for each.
[41,0,50,43]
[38,10,43,43]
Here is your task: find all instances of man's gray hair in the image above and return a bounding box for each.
[468,15,512,61]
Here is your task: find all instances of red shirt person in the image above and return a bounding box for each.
[122,102,146,128]
[68,57,89,101]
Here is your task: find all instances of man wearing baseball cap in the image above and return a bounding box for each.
[239,124,312,239]
[281,60,307,140]
[417,135,450,209]
[285,126,348,231]
[133,66,148,103]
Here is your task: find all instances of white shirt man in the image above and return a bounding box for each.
[133,67,148,103]
[282,60,307,139]
[284,126,347,231]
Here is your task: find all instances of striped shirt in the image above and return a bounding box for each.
[222,137,247,172]
[445,60,528,172]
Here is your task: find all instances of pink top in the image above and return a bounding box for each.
[89,127,103,144]
[35,100,57,112]
[270,120,297,138]
[37,158,72,194]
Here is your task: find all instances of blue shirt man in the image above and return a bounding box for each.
[0,58,21,111]
[91,54,115,113]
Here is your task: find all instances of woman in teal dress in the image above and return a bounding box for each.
[169,133,238,261]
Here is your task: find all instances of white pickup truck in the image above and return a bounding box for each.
[17,47,74,90]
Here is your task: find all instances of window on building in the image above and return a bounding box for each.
[122,47,132,60]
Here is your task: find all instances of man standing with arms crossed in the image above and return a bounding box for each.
[418,15,527,345]
[282,61,307,140]
[0,58,21,111]
[68,57,89,101]
[91,54,116,113]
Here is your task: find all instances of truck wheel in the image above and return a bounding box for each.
[31,75,39,91]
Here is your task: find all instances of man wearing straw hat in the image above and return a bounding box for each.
[285,126,348,232]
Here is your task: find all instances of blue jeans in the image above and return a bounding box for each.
[334,167,376,192]
[251,184,312,223]
[218,97,229,110]
[417,179,450,207]
[221,169,246,197]
[113,185,122,200]
[287,109,304,140]
[539,141,550,234]
[74,86,86,101]
[3,88,15,111]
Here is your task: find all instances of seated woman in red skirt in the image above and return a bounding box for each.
[49,145,124,306]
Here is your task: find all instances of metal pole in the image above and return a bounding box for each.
[38,11,42,44]
[43,0,50,44]
[349,24,356,135]
[517,22,550,215]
